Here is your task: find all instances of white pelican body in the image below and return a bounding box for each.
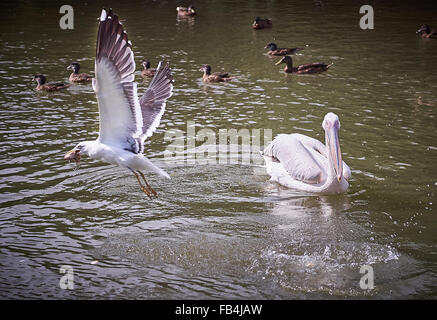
[262,113,351,194]
[64,9,173,198]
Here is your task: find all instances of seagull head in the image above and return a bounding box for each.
[64,141,91,165]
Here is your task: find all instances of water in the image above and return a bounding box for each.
[0,0,436,299]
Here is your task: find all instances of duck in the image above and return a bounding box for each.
[67,62,93,83]
[252,17,272,30]
[200,65,233,82]
[176,5,196,17]
[33,74,70,91]
[416,24,437,39]
[264,42,304,56]
[141,60,156,78]
[275,56,333,74]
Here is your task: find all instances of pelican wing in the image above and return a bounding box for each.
[94,9,172,154]
[263,134,326,184]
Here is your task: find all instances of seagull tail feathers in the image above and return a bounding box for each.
[141,156,170,179]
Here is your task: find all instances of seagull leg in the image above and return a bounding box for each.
[131,170,152,199]
[138,170,158,198]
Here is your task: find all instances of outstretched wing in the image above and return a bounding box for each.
[94,8,172,154]
[138,61,173,151]
[263,134,327,184]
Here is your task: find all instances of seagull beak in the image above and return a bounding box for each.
[275,58,285,65]
[327,126,343,182]
[64,148,81,164]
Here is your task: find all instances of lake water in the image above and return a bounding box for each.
[0,0,436,299]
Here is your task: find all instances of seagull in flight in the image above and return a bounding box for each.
[64,8,173,198]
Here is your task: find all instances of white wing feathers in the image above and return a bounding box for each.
[94,8,173,154]
[263,134,326,184]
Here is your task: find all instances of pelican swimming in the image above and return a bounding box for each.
[63,8,173,198]
[262,113,351,193]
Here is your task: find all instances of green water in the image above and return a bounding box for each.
[0,0,436,299]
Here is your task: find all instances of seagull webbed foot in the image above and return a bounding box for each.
[131,169,158,199]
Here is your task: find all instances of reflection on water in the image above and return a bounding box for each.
[0,0,437,299]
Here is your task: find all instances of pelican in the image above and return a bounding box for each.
[262,113,351,193]
[64,8,173,198]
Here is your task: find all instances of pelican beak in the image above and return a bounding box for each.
[327,126,343,182]
[275,57,285,65]
[64,148,81,164]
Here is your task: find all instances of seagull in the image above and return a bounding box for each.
[64,8,173,198]
[262,113,351,193]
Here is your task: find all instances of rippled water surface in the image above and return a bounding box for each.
[1,0,437,299]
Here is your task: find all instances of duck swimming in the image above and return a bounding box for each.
[264,42,304,56]
[252,17,272,30]
[275,56,333,74]
[33,74,70,91]
[141,60,156,78]
[200,65,233,83]
[416,24,437,39]
[67,62,93,83]
[176,5,196,17]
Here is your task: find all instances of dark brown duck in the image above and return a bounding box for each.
[252,17,272,30]
[416,24,437,39]
[200,65,233,83]
[33,74,70,91]
[67,62,93,83]
[275,56,333,74]
[141,60,156,78]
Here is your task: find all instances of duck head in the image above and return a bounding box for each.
[142,60,151,69]
[416,24,431,34]
[67,62,80,74]
[33,74,46,85]
[200,64,212,75]
[264,42,278,51]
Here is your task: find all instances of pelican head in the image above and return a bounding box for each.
[322,112,343,182]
